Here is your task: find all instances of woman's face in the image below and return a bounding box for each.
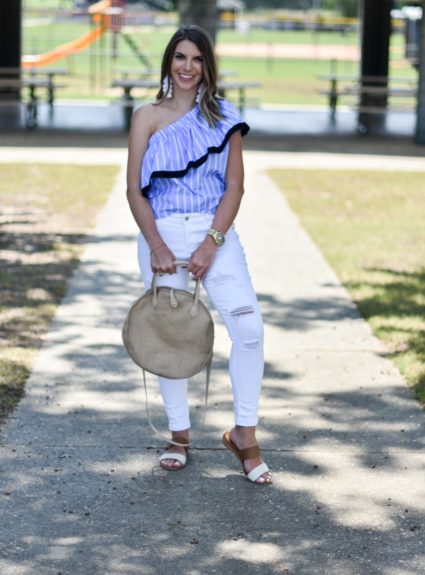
[170,39,204,93]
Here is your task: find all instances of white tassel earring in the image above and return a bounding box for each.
[196,82,204,104]
[162,75,173,98]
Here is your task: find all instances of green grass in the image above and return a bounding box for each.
[21,17,415,105]
[0,163,120,423]
[219,28,360,46]
[269,169,425,404]
[217,56,359,105]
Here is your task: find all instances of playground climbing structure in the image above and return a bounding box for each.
[22,0,152,70]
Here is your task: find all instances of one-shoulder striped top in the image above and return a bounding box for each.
[140,99,250,220]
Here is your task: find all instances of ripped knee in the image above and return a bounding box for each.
[230,305,255,317]
[207,272,264,346]
[243,339,261,351]
[230,306,263,350]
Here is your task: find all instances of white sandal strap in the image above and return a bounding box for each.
[246,462,269,483]
[159,451,187,466]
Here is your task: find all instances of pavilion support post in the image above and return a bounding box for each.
[415,8,425,144]
[0,0,22,100]
[358,0,391,134]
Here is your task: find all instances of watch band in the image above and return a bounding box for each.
[208,228,225,246]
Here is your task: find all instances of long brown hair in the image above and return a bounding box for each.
[156,25,222,127]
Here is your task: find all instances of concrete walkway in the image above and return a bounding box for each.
[1,147,425,575]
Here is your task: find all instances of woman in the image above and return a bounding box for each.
[126,25,271,485]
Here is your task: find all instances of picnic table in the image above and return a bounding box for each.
[114,68,238,80]
[111,78,261,129]
[25,68,68,106]
[111,78,159,129]
[218,80,261,111]
[0,67,67,128]
[318,74,416,120]
[113,68,161,79]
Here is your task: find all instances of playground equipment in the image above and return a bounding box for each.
[22,26,105,69]
[21,0,151,70]
[22,1,111,68]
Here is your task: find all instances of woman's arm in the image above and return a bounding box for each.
[126,105,176,274]
[188,130,245,279]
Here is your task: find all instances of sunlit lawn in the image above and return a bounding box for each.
[21,20,415,105]
[0,163,120,423]
[269,169,425,403]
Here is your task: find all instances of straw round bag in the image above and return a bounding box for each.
[122,261,214,379]
[122,262,214,444]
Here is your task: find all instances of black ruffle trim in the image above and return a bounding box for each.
[141,121,250,197]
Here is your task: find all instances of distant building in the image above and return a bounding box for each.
[218,0,245,29]
[392,6,422,67]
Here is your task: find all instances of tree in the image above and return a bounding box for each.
[322,0,359,17]
[338,0,358,18]
[176,0,218,45]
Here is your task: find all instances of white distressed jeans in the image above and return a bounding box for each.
[137,212,264,431]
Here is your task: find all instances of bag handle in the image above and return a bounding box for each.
[142,359,211,448]
[152,260,201,316]
[145,260,210,448]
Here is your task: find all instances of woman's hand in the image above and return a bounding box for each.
[151,243,176,275]
[188,236,217,280]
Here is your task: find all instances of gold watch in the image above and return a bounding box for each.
[208,228,225,247]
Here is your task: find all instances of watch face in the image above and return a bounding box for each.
[209,229,225,245]
[216,232,225,245]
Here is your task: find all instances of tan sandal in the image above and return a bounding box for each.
[222,431,272,484]
[159,436,189,471]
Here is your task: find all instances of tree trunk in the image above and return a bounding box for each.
[415,10,425,144]
[176,0,218,45]
[0,0,21,101]
[358,0,391,134]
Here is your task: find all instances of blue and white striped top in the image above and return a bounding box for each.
[140,99,249,220]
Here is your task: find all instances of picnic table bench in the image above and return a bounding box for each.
[114,68,238,80]
[0,67,67,128]
[218,80,261,111]
[113,68,161,79]
[111,78,260,130]
[111,78,159,129]
[318,74,416,120]
[24,68,68,106]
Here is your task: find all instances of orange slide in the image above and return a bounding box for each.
[22,0,113,68]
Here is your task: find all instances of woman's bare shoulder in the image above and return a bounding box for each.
[131,103,160,135]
